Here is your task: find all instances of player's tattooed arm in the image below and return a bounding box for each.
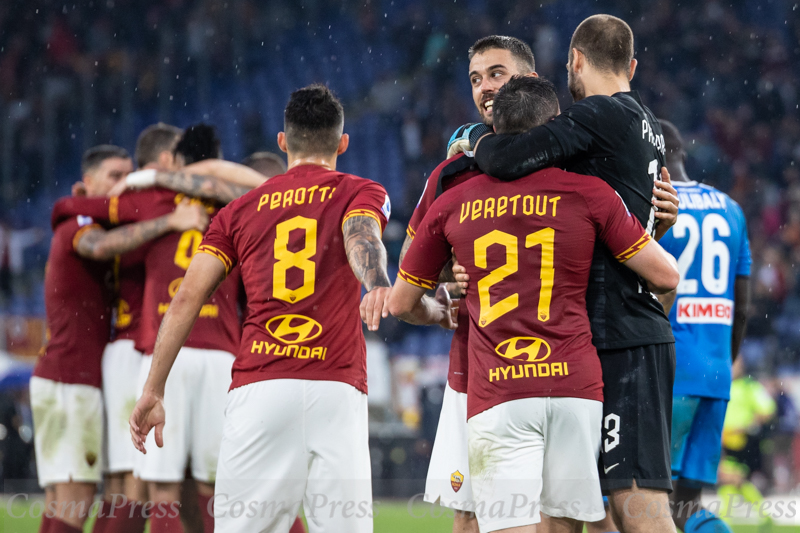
[76,200,208,261]
[153,171,254,205]
[344,215,392,331]
[344,216,391,291]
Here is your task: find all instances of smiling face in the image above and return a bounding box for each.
[469,48,534,125]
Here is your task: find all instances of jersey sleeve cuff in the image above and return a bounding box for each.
[398,268,437,290]
[342,209,384,233]
[406,225,416,238]
[72,224,103,252]
[197,245,233,275]
[615,233,651,262]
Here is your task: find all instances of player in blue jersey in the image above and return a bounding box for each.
[658,120,751,533]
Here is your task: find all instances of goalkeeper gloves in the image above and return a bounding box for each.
[446,123,492,158]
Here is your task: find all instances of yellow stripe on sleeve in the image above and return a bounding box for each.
[342,209,383,233]
[615,233,651,262]
[406,226,416,238]
[109,196,119,225]
[197,245,233,275]
[398,268,437,290]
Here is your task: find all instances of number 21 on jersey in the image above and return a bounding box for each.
[474,228,554,327]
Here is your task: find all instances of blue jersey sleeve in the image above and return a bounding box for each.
[733,202,751,277]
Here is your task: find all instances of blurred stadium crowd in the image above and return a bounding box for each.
[1,0,800,495]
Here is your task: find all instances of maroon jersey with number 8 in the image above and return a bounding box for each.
[199,164,390,393]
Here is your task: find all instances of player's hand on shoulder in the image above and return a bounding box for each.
[129,389,166,454]
[434,285,458,330]
[447,123,492,158]
[452,261,470,295]
[360,286,392,332]
[168,198,209,233]
[653,166,679,240]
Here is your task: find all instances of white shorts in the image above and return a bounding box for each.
[30,377,104,487]
[424,384,473,510]
[102,339,142,473]
[134,347,234,483]
[215,379,372,533]
[468,397,605,532]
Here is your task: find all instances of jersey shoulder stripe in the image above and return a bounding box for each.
[342,209,383,232]
[197,245,233,274]
[398,268,436,290]
[615,232,650,261]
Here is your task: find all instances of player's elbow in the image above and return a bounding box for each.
[650,265,680,294]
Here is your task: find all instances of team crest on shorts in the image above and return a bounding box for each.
[450,470,464,493]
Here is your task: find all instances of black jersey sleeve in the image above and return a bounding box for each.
[474,97,605,181]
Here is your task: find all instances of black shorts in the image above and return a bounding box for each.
[598,343,676,494]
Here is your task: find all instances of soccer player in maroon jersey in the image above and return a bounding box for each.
[128,84,399,533]
[388,76,679,533]
[32,145,208,533]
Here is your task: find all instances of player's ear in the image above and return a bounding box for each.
[277,132,288,153]
[526,71,538,78]
[570,48,583,71]
[337,133,349,155]
[628,58,638,81]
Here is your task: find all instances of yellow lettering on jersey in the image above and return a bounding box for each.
[497,196,508,216]
[458,194,560,224]
[549,196,561,216]
[471,199,482,221]
[249,336,327,362]
[488,362,569,382]
[257,185,338,213]
[283,189,294,208]
[483,197,495,219]
[460,203,470,223]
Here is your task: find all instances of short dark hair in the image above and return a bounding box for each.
[492,76,560,135]
[174,124,222,165]
[241,151,287,177]
[135,123,183,168]
[570,15,634,75]
[81,145,130,174]
[468,36,535,73]
[284,84,344,156]
[659,119,685,162]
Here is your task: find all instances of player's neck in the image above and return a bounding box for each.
[667,161,690,182]
[582,74,630,98]
[287,154,338,171]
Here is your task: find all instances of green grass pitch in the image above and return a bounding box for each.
[1,498,795,532]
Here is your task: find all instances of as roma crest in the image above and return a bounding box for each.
[450,470,464,493]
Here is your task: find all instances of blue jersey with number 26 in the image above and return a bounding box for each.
[659,181,751,400]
